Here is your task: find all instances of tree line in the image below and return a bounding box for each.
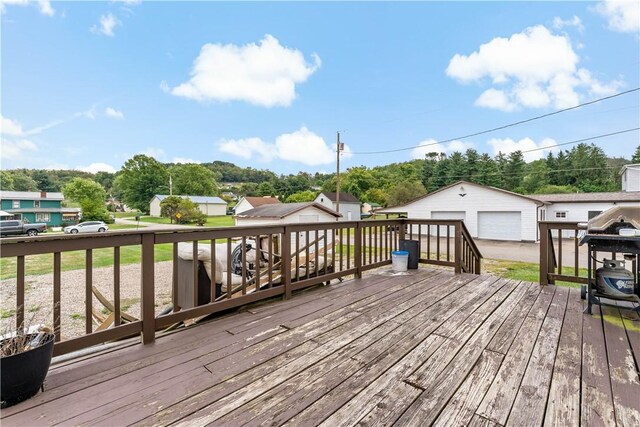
[1,144,638,218]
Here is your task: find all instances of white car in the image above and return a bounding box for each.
[64,221,109,234]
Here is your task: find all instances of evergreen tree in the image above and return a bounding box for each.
[476,154,501,187]
[631,145,640,163]
[503,151,526,191]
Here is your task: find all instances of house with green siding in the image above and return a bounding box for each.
[0,191,81,227]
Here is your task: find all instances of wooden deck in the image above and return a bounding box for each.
[3,269,640,426]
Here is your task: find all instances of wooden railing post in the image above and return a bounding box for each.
[141,233,155,344]
[399,219,406,241]
[454,221,462,274]
[539,222,549,285]
[354,222,362,278]
[281,227,292,299]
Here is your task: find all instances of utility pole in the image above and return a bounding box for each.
[336,131,344,219]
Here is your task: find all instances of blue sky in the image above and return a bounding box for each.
[1,1,639,175]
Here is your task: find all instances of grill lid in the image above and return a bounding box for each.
[587,206,640,234]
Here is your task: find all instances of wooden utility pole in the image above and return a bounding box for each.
[336,132,342,218]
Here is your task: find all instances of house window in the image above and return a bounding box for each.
[34,201,40,208]
[555,212,567,219]
[12,200,19,208]
[36,213,50,222]
[588,210,602,220]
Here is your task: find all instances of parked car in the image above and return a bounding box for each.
[63,221,109,234]
[0,219,48,237]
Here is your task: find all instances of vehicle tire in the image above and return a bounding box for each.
[27,229,38,237]
[581,285,586,300]
[98,228,106,232]
[71,229,79,234]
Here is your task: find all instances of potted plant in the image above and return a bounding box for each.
[1,326,55,408]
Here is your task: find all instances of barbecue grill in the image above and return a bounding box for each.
[579,206,640,314]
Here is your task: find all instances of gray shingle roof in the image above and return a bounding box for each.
[526,191,640,203]
[0,191,64,200]
[235,202,341,219]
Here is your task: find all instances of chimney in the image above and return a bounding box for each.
[40,191,47,199]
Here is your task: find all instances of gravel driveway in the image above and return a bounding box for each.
[1,261,174,339]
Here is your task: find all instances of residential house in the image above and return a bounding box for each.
[234,196,280,215]
[149,195,227,217]
[314,192,361,221]
[0,191,80,226]
[621,163,640,192]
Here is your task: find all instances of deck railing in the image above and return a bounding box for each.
[1,218,481,356]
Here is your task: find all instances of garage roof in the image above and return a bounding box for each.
[527,191,640,203]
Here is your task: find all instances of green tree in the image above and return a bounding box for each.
[285,190,317,203]
[534,184,579,194]
[341,167,375,200]
[362,188,387,206]
[632,145,640,163]
[0,171,15,190]
[94,172,115,194]
[255,181,276,197]
[385,181,427,207]
[63,178,111,222]
[32,170,57,192]
[169,164,219,196]
[176,198,206,225]
[114,155,169,212]
[503,151,526,192]
[11,171,39,191]
[159,195,183,224]
[475,154,501,187]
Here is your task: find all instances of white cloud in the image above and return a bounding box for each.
[1,114,25,136]
[219,137,277,162]
[169,34,321,107]
[111,0,141,4]
[0,138,38,160]
[172,157,201,164]
[0,0,54,16]
[219,127,346,166]
[138,147,167,161]
[275,127,339,166]
[596,0,640,33]
[105,107,124,120]
[475,89,518,112]
[553,16,584,32]
[91,13,120,37]
[488,137,559,162]
[411,139,474,159]
[446,25,623,111]
[77,163,117,174]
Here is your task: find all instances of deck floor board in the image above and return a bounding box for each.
[2,268,640,427]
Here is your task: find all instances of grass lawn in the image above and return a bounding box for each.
[483,258,587,288]
[113,211,141,219]
[137,215,234,227]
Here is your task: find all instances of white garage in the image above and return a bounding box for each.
[431,211,466,220]
[478,211,522,241]
[376,181,545,242]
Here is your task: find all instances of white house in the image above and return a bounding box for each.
[529,192,640,223]
[234,202,341,226]
[234,196,280,215]
[621,163,640,192]
[235,202,341,251]
[314,192,361,221]
[149,195,227,217]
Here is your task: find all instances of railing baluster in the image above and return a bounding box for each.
[53,252,61,342]
[355,223,362,278]
[210,240,216,302]
[192,241,199,307]
[436,225,441,261]
[305,230,310,280]
[85,249,93,334]
[558,232,563,275]
[339,227,344,271]
[141,233,155,344]
[268,234,273,288]
[16,255,25,334]
[114,247,121,327]
[446,225,451,262]
[296,232,300,282]
[574,229,579,277]
[346,227,351,270]
[282,228,292,299]
[172,243,180,311]
[241,236,247,296]
[255,235,261,293]
[226,239,232,299]
[331,228,336,273]
[314,231,319,277]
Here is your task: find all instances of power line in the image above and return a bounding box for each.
[519,128,639,154]
[349,87,640,155]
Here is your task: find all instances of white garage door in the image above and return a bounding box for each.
[478,211,521,241]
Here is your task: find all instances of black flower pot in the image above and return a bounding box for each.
[1,333,55,408]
